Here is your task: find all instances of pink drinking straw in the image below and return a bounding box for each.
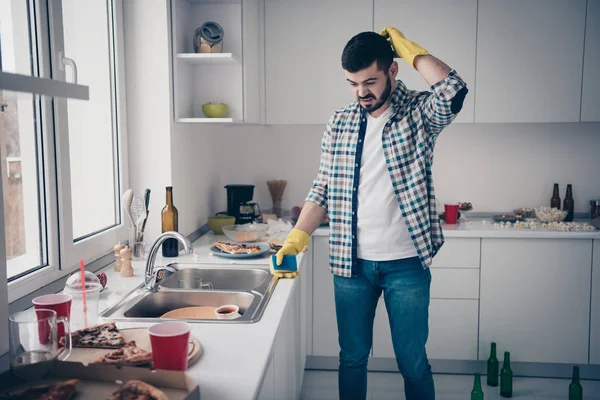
[79,259,88,328]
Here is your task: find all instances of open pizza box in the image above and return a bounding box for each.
[0,360,200,399]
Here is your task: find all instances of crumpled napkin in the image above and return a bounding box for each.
[266,218,293,235]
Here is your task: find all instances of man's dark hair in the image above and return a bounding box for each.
[341,31,394,73]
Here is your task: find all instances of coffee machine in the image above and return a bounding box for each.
[222,184,261,224]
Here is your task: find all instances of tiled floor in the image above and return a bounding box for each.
[301,370,600,400]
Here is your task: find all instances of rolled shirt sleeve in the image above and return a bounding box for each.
[305,118,333,210]
[419,70,468,135]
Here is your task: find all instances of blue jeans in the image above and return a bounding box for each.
[334,257,434,400]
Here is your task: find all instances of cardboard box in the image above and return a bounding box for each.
[0,360,199,399]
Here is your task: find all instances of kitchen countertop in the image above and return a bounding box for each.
[97,232,299,400]
[94,219,600,398]
[312,218,600,239]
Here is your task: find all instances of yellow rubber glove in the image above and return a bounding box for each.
[380,26,429,69]
[272,228,310,279]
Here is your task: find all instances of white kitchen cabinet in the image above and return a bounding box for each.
[430,238,480,269]
[374,0,477,123]
[373,298,479,360]
[480,239,592,364]
[302,244,313,359]
[430,268,479,299]
[311,236,340,357]
[257,352,275,400]
[373,278,479,360]
[264,0,372,125]
[581,0,600,122]
[590,240,600,364]
[170,0,261,123]
[475,0,587,123]
[257,255,306,399]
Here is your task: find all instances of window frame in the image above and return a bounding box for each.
[3,0,129,302]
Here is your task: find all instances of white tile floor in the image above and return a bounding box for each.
[301,370,600,400]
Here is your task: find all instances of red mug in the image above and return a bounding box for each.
[149,322,191,371]
[444,204,460,224]
[32,294,72,342]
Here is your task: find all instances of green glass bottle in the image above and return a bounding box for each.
[500,351,513,398]
[568,366,583,400]
[487,342,499,386]
[471,373,484,400]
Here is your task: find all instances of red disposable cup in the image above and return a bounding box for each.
[444,204,460,224]
[149,322,191,371]
[32,294,72,343]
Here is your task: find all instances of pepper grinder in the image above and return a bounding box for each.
[119,247,134,277]
[114,243,125,272]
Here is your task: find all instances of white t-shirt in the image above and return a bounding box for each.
[356,106,418,261]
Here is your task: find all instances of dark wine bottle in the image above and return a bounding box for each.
[500,351,513,398]
[551,183,561,209]
[471,373,484,400]
[564,184,574,222]
[161,186,179,257]
[569,366,583,400]
[487,342,499,386]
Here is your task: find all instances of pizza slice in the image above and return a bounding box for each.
[108,380,168,400]
[94,340,152,367]
[69,322,125,349]
[0,379,78,400]
[214,241,261,255]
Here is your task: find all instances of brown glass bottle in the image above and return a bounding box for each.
[551,183,561,209]
[161,186,179,257]
[564,184,574,222]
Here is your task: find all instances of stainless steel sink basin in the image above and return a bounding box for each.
[98,265,277,324]
[159,267,269,290]
[124,291,255,318]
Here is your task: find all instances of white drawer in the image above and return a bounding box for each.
[427,299,479,360]
[430,268,479,299]
[431,238,480,268]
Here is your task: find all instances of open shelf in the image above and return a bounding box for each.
[176,117,235,123]
[171,0,261,124]
[176,53,236,65]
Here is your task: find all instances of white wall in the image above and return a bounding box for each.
[123,0,173,242]
[432,123,600,212]
[124,0,217,239]
[170,123,220,236]
[206,122,600,215]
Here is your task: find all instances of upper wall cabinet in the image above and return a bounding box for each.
[374,0,477,123]
[475,0,587,123]
[264,0,373,125]
[581,0,600,122]
[170,0,261,123]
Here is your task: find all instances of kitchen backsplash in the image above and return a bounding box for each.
[206,122,600,216]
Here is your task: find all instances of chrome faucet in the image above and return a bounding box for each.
[144,231,193,291]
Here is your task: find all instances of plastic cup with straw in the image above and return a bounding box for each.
[79,259,88,328]
[63,260,102,331]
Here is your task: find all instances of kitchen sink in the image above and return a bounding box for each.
[98,265,277,324]
[159,267,269,291]
[124,291,255,318]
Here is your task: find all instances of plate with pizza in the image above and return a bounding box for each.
[63,323,201,368]
[210,241,270,259]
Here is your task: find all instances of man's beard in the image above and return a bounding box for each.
[358,75,393,113]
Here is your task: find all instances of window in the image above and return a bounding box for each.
[61,0,120,241]
[1,1,49,281]
[0,0,128,301]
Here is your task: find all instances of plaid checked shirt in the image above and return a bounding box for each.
[306,70,467,277]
